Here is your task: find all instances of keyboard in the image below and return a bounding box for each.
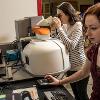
[44,89,68,100]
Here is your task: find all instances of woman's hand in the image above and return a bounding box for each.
[45,75,60,85]
[50,17,62,30]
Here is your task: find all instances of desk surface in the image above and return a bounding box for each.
[0,60,75,100]
[0,78,75,100]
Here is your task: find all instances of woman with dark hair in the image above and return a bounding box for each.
[57,2,79,25]
[48,2,89,100]
[45,3,100,100]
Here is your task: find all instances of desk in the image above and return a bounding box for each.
[0,60,75,100]
[0,77,75,100]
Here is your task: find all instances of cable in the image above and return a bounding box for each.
[51,40,65,70]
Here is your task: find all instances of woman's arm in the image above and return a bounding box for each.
[60,58,91,84]
[56,22,83,51]
[45,58,91,85]
[50,17,83,51]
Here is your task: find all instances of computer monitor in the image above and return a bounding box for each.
[15,16,44,40]
[15,17,30,40]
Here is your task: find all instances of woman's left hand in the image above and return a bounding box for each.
[52,17,62,29]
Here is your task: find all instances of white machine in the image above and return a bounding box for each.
[21,38,70,75]
[16,16,70,75]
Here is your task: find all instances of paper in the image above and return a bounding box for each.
[13,86,39,100]
[0,94,6,100]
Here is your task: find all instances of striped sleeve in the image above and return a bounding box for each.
[55,22,83,51]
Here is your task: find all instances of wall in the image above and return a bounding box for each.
[0,0,37,43]
[76,0,94,10]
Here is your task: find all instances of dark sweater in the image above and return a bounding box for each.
[87,43,100,100]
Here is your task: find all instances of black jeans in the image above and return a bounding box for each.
[67,71,89,100]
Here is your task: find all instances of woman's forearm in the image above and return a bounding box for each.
[60,69,89,85]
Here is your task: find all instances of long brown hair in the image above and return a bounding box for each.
[82,3,100,47]
[57,2,80,25]
[83,3,100,28]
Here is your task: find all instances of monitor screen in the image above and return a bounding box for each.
[15,16,44,39]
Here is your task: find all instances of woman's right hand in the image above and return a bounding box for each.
[45,75,60,85]
[50,17,61,30]
[50,22,56,31]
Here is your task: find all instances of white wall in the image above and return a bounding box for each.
[0,0,37,43]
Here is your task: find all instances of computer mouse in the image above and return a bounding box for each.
[20,90,33,100]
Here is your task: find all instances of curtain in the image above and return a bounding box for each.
[37,0,42,16]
